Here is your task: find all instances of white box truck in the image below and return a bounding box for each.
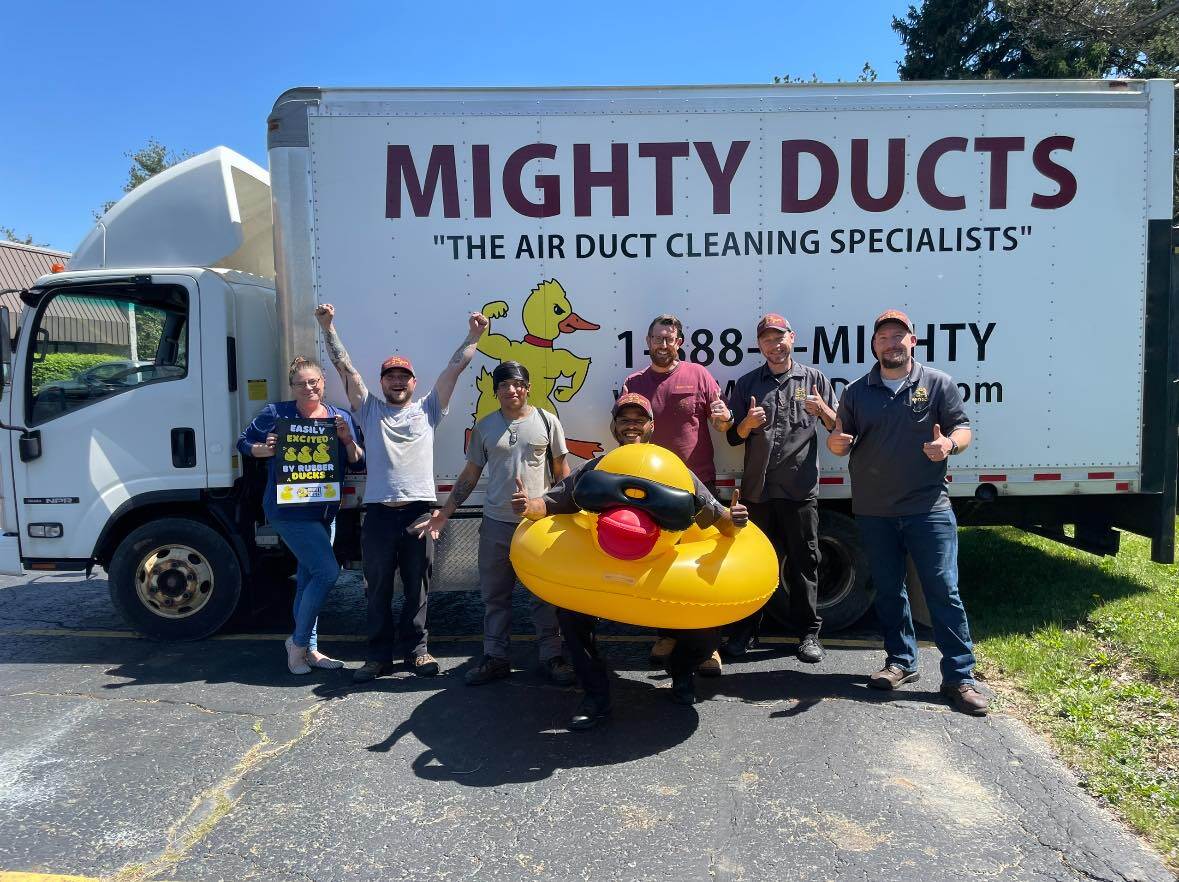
[2,81,1175,639]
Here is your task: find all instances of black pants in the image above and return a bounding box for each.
[559,608,720,703]
[361,502,431,662]
[730,496,822,642]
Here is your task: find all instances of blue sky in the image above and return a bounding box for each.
[2,1,911,252]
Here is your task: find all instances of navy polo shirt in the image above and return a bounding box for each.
[836,361,969,517]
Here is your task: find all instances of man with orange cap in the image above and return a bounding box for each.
[827,309,987,716]
[316,303,489,683]
[516,393,748,730]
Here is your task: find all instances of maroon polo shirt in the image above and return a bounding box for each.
[621,362,721,486]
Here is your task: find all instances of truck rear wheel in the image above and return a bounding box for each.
[764,510,874,633]
[108,518,242,641]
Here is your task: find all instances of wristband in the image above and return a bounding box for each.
[949,439,959,456]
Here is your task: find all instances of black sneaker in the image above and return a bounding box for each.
[670,672,698,705]
[542,656,577,687]
[720,634,753,660]
[352,661,395,684]
[464,655,511,686]
[796,635,825,664]
[569,695,611,731]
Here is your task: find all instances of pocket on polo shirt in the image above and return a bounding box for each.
[526,442,547,464]
[668,389,695,414]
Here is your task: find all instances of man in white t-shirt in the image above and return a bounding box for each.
[316,303,488,683]
[416,361,575,686]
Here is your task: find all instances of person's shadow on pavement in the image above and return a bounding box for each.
[362,671,700,786]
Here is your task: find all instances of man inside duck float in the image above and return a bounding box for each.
[513,392,750,731]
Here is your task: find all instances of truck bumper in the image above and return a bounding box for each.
[0,533,24,576]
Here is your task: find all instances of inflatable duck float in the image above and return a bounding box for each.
[475,279,603,459]
[510,444,778,629]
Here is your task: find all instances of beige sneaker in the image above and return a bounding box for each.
[307,649,344,670]
[696,650,723,678]
[284,637,311,675]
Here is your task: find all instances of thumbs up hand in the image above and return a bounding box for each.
[510,476,529,515]
[709,390,732,429]
[728,487,747,528]
[922,423,953,462]
[740,395,767,434]
[803,383,825,417]
[827,416,854,456]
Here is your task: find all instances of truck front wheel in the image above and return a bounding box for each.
[764,510,874,633]
[108,518,242,641]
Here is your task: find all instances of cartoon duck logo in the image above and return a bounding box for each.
[474,279,603,459]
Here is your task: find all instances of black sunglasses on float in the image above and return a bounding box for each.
[572,469,698,532]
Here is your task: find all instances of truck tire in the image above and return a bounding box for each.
[764,510,874,633]
[108,518,242,641]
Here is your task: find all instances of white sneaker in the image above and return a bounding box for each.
[307,649,344,670]
[285,636,311,675]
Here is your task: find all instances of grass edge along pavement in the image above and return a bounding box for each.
[959,522,1179,872]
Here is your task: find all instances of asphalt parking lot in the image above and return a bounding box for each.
[0,570,1172,882]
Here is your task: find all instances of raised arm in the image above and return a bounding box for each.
[315,304,368,411]
[433,312,490,410]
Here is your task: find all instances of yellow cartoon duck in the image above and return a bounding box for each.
[283,447,297,462]
[312,442,331,464]
[296,446,312,464]
[475,279,602,459]
[510,444,778,629]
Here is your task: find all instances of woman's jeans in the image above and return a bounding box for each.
[272,518,339,651]
[855,508,976,685]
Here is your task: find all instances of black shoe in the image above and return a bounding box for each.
[352,661,395,684]
[796,635,825,664]
[569,696,611,731]
[670,672,698,705]
[720,635,753,660]
[464,655,511,686]
[542,656,577,687]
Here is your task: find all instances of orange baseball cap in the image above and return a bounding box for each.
[873,309,915,334]
[613,392,654,419]
[756,313,791,336]
[379,355,415,377]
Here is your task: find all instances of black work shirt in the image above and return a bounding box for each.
[725,361,837,503]
[835,361,969,517]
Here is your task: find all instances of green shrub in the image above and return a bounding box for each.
[31,353,121,389]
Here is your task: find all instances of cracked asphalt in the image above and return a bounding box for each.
[0,570,1173,882]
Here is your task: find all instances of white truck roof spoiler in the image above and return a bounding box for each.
[69,146,274,278]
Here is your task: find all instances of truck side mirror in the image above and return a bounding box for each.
[19,430,41,462]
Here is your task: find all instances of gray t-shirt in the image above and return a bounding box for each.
[468,407,568,524]
[355,388,445,504]
[542,455,726,529]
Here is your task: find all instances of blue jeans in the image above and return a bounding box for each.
[272,517,340,651]
[856,508,976,685]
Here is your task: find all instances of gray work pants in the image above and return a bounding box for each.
[478,516,563,662]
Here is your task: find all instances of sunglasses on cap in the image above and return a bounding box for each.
[572,469,698,532]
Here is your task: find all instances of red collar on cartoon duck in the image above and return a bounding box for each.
[523,334,554,348]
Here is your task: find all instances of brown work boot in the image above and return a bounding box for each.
[941,682,990,716]
[696,650,722,677]
[868,663,920,690]
[649,636,677,667]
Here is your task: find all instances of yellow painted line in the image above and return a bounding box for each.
[0,627,929,649]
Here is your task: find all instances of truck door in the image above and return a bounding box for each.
[10,275,205,565]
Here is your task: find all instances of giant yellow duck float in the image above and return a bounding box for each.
[475,279,603,459]
[510,444,778,629]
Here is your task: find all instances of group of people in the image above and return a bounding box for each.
[238,302,989,733]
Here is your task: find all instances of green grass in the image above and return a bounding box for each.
[958,521,1179,870]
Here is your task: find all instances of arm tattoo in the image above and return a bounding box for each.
[448,337,478,368]
[323,326,367,399]
[448,472,478,508]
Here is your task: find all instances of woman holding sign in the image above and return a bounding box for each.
[238,357,364,674]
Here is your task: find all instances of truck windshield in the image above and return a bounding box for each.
[26,288,188,425]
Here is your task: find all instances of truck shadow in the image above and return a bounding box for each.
[956,527,1157,640]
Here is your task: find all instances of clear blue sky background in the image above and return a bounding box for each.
[2,1,911,252]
